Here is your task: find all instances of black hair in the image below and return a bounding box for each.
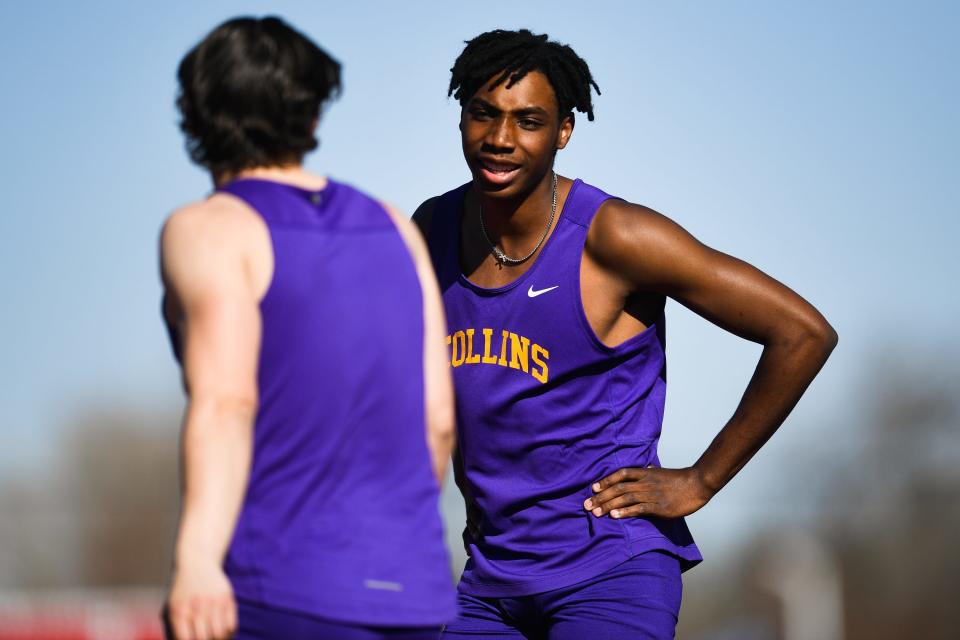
[176,16,341,177]
[448,29,600,121]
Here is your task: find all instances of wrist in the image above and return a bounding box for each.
[174,531,225,570]
[689,464,721,500]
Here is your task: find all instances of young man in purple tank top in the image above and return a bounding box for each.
[414,29,838,638]
[160,17,456,640]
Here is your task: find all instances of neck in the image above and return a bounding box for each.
[214,164,328,191]
[477,170,556,240]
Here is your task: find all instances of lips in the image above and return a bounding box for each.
[478,158,521,185]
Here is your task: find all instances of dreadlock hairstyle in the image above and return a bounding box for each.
[448,29,600,121]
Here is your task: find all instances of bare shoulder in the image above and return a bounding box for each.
[411,196,440,240]
[588,199,706,265]
[162,194,262,251]
[585,197,717,294]
[160,193,270,296]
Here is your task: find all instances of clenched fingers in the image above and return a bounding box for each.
[207,597,236,639]
[169,597,236,640]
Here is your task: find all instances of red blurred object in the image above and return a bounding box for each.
[0,589,163,640]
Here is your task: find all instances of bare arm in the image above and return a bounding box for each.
[161,199,266,639]
[384,203,455,484]
[585,201,838,519]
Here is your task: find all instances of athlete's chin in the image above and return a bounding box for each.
[471,167,526,196]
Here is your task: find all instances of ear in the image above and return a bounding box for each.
[556,113,574,150]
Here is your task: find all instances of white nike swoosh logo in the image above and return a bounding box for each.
[527,285,559,298]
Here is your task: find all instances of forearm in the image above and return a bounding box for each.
[693,324,838,495]
[427,421,456,485]
[174,396,255,567]
[423,285,455,484]
[382,202,456,485]
[418,251,456,484]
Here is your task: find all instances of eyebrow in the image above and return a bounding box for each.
[471,98,550,117]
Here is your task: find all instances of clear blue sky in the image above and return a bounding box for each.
[1,0,957,555]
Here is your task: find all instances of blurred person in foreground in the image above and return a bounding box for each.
[413,29,838,638]
[160,16,456,640]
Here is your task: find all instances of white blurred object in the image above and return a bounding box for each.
[755,529,844,640]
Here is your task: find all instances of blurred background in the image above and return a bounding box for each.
[1,1,957,638]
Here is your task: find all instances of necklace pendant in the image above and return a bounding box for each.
[478,171,557,268]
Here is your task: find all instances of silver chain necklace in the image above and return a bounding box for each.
[478,172,557,266]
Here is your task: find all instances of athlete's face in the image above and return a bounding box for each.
[460,71,573,199]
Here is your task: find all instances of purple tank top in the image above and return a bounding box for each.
[165,178,455,625]
[427,178,702,597]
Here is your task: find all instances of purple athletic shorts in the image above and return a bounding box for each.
[233,600,441,639]
[441,550,683,639]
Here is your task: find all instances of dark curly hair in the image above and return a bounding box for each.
[176,16,341,177]
[448,29,600,121]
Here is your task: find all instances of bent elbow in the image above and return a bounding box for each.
[823,322,839,354]
[811,317,838,354]
[795,314,838,363]
[186,392,258,432]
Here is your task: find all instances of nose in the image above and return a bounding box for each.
[483,115,514,153]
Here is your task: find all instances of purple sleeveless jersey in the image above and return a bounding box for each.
[165,178,456,626]
[427,179,702,598]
